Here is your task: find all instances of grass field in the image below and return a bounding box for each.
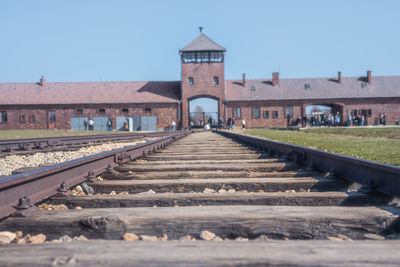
[0,130,129,140]
[239,127,400,166]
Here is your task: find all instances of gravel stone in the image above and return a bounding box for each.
[81,183,94,195]
[72,235,88,241]
[255,235,272,241]
[179,235,196,241]
[15,231,23,238]
[59,235,72,242]
[213,236,223,241]
[138,189,156,195]
[28,234,46,244]
[159,234,168,241]
[203,188,216,193]
[328,234,353,241]
[15,238,27,244]
[0,139,152,177]
[218,189,227,193]
[140,235,158,241]
[200,230,216,241]
[0,231,17,245]
[123,233,139,241]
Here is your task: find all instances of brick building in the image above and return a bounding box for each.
[1,33,400,131]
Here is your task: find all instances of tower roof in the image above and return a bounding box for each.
[180,33,226,52]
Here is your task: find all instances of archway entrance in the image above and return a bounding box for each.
[305,104,343,126]
[189,97,218,128]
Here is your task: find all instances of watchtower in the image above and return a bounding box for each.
[179,32,226,128]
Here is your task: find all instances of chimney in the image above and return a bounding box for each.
[337,71,342,83]
[242,73,246,86]
[367,70,372,83]
[272,72,279,86]
[39,76,46,86]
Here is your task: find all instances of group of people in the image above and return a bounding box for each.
[226,118,246,130]
[83,118,94,131]
[306,112,341,127]
[303,111,388,127]
[83,117,113,131]
[346,112,366,127]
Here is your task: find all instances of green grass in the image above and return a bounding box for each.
[0,130,129,140]
[239,127,400,166]
[302,127,400,140]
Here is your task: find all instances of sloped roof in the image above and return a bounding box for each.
[225,75,400,101]
[0,81,181,105]
[180,33,226,52]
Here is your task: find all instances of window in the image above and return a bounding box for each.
[234,107,241,119]
[253,107,260,119]
[145,107,152,113]
[182,52,196,63]
[75,109,83,115]
[196,51,209,63]
[263,110,269,119]
[250,85,256,91]
[210,51,223,62]
[213,76,219,85]
[19,115,26,123]
[272,111,279,119]
[49,111,56,122]
[121,108,129,114]
[304,84,311,90]
[361,82,369,89]
[188,77,194,85]
[0,111,7,122]
[352,110,358,116]
[285,106,293,119]
[97,108,106,114]
[30,115,36,123]
[182,51,223,63]
[361,109,373,118]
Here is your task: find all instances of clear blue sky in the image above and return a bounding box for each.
[1,0,399,83]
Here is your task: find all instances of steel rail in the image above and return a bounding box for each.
[0,132,174,152]
[216,130,400,198]
[0,131,190,220]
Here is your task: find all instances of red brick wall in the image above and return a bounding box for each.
[181,62,225,128]
[0,103,178,131]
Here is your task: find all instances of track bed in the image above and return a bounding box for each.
[1,131,400,266]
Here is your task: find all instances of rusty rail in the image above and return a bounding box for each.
[216,130,400,197]
[0,131,190,220]
[0,131,176,152]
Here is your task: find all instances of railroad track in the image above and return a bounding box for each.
[1,130,400,265]
[0,132,175,156]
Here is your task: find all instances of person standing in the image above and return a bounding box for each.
[207,117,213,127]
[227,118,232,130]
[334,112,340,127]
[171,120,176,131]
[107,117,112,131]
[360,115,365,127]
[88,118,94,131]
[347,112,352,127]
[83,117,88,131]
[242,119,246,130]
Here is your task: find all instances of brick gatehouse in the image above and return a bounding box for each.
[1,33,400,130]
